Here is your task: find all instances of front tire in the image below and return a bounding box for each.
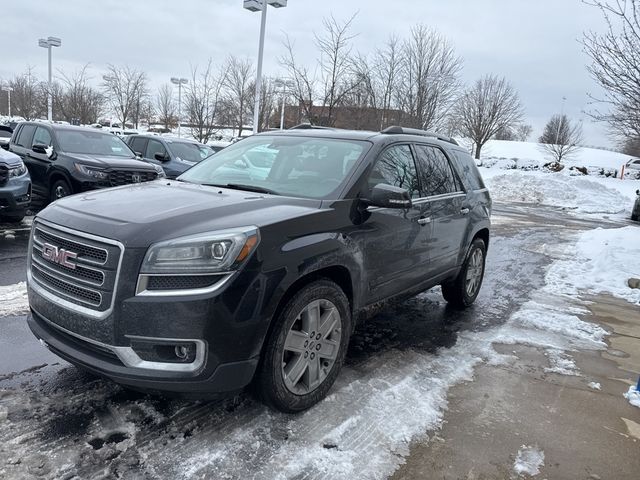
[50,179,72,203]
[442,238,486,308]
[257,279,351,413]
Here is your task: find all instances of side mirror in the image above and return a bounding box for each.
[154,152,169,161]
[134,151,143,158]
[368,183,412,209]
[32,144,48,154]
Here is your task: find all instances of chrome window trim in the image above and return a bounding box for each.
[135,272,235,297]
[35,310,206,373]
[28,218,124,320]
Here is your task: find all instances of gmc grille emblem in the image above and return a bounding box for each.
[131,174,142,183]
[42,242,78,269]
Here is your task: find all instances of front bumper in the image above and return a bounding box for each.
[0,174,31,215]
[28,309,259,394]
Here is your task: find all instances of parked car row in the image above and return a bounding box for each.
[0,121,230,221]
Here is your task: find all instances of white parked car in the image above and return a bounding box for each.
[626,158,640,170]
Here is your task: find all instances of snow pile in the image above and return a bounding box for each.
[545,226,640,304]
[513,445,545,476]
[588,382,601,390]
[544,349,580,376]
[485,171,632,214]
[624,385,640,408]
[0,282,29,316]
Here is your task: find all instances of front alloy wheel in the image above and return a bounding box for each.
[282,299,342,395]
[257,279,351,412]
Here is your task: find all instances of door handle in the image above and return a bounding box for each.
[418,217,431,225]
[460,208,470,215]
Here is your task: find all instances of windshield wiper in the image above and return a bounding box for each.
[220,183,279,195]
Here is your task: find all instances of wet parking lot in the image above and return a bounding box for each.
[0,204,638,479]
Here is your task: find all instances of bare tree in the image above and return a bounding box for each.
[186,59,226,142]
[583,0,640,139]
[621,135,640,156]
[102,64,147,129]
[539,114,584,162]
[515,124,533,141]
[396,25,462,131]
[156,83,177,130]
[257,77,278,131]
[9,67,45,120]
[54,65,104,125]
[281,14,359,127]
[452,75,524,159]
[223,56,254,136]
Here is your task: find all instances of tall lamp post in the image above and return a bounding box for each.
[244,0,288,134]
[1,86,13,117]
[171,77,188,138]
[38,36,62,122]
[274,79,294,130]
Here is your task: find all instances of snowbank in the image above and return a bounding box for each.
[0,282,28,316]
[624,385,640,408]
[484,171,633,214]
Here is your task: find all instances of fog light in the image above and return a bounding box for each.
[175,345,189,360]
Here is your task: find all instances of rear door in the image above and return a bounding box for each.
[360,144,431,302]
[413,144,470,276]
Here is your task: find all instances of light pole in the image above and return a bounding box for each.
[555,96,567,145]
[171,77,188,138]
[1,86,13,117]
[274,79,294,130]
[244,0,288,134]
[38,36,62,122]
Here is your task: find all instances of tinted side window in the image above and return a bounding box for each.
[130,137,147,155]
[16,125,36,148]
[368,144,420,198]
[452,150,486,191]
[146,139,167,159]
[414,145,459,196]
[32,127,52,147]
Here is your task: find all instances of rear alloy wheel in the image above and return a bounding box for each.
[257,280,351,412]
[50,179,72,203]
[442,238,486,308]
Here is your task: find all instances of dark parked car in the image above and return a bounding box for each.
[26,125,491,412]
[10,123,164,203]
[125,134,211,178]
[632,189,640,221]
[0,125,13,150]
[0,148,31,222]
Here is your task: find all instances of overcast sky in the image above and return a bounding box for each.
[1,0,613,147]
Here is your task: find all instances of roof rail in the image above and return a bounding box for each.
[380,125,459,145]
[288,123,336,130]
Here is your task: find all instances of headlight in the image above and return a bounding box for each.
[153,164,166,178]
[8,160,27,178]
[75,163,109,180]
[141,227,260,274]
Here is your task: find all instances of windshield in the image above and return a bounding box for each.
[168,141,205,163]
[178,135,369,199]
[56,129,134,157]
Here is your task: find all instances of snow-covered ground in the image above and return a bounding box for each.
[471,139,640,218]
[0,282,28,317]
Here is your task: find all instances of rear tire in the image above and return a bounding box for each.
[442,238,486,309]
[257,279,351,413]
[50,179,72,203]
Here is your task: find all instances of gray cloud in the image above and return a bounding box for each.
[0,0,613,146]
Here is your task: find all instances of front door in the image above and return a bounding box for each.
[360,144,431,302]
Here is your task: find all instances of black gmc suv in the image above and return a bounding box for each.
[10,123,164,204]
[26,126,491,412]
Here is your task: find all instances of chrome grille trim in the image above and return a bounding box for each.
[33,226,108,265]
[32,242,105,286]
[28,219,125,320]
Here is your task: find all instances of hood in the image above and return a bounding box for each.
[38,180,322,247]
[0,148,22,167]
[66,153,156,171]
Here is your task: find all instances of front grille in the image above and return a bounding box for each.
[30,221,122,312]
[146,275,224,291]
[0,165,8,186]
[109,170,157,187]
